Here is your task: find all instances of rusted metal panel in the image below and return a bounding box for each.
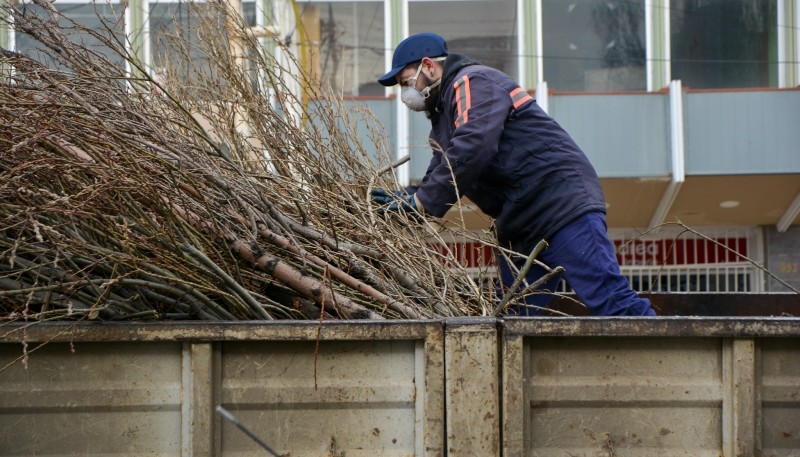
[523,337,726,456]
[0,321,444,457]
[501,318,800,457]
[444,317,500,457]
[218,339,440,456]
[0,341,184,456]
[502,316,800,337]
[0,320,439,343]
[758,338,800,456]
[1,318,797,456]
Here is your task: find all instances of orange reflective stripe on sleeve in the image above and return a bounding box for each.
[510,87,533,109]
[454,75,472,128]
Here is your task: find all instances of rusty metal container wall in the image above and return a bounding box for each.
[759,339,800,455]
[1,318,798,457]
[0,322,445,457]
[219,340,426,456]
[502,318,800,457]
[526,337,725,456]
[0,341,185,456]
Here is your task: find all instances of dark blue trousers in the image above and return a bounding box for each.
[499,211,656,316]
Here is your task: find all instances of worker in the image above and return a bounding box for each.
[372,32,656,316]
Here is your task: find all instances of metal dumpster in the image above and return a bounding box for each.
[501,318,800,457]
[0,322,445,457]
[1,316,799,457]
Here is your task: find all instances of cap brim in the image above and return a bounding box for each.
[378,66,404,87]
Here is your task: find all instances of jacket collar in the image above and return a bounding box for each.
[441,54,480,87]
[430,54,480,115]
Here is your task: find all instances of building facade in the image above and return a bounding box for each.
[3,0,800,292]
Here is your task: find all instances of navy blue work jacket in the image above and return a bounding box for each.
[409,54,607,254]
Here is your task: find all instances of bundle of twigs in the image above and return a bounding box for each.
[1,0,537,321]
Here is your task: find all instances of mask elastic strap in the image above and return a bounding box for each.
[420,79,441,99]
[419,56,446,98]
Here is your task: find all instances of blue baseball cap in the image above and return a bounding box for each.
[378,33,448,87]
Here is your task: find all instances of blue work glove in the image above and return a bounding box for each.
[370,188,407,205]
[370,188,420,214]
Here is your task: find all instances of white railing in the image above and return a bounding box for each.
[437,226,764,293]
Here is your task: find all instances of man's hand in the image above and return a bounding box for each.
[370,188,421,214]
[370,188,407,205]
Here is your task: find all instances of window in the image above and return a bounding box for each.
[13,0,125,70]
[149,0,257,83]
[542,0,646,91]
[671,0,777,89]
[409,0,518,80]
[296,1,385,96]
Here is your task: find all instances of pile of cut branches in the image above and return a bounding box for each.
[0,0,542,321]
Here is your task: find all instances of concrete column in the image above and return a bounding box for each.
[778,0,800,87]
[124,0,148,78]
[646,0,671,91]
[517,0,542,90]
[0,0,10,52]
[386,0,410,184]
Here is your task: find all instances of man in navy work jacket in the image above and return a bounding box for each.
[372,32,656,316]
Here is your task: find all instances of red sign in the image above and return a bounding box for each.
[613,238,748,266]
[431,237,750,269]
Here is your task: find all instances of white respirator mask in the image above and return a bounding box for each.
[400,57,445,112]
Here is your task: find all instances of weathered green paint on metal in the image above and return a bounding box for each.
[0,321,447,457]
[3,316,799,343]
[0,320,444,343]
[502,317,800,337]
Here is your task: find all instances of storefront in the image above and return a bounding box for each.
[432,226,765,293]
